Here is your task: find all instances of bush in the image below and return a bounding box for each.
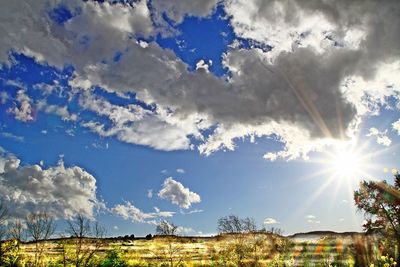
[100,249,128,267]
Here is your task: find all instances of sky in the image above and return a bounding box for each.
[1,0,400,237]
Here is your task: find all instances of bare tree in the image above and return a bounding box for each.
[9,219,26,242]
[0,201,8,265]
[217,215,261,266]
[8,218,26,263]
[66,214,106,267]
[26,212,56,267]
[218,215,243,233]
[218,215,258,234]
[155,220,184,267]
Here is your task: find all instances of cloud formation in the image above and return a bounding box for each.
[111,201,174,223]
[263,218,279,225]
[0,152,102,219]
[79,92,201,150]
[392,120,400,135]
[37,100,78,121]
[366,127,392,147]
[158,177,201,209]
[1,0,400,160]
[7,90,34,122]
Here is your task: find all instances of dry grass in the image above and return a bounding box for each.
[13,232,386,266]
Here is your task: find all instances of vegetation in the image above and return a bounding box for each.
[65,214,106,267]
[0,200,8,265]
[155,220,184,267]
[354,173,400,264]
[26,212,56,267]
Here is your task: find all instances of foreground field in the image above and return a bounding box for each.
[13,231,388,267]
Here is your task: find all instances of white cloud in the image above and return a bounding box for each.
[0,91,9,104]
[392,120,400,135]
[0,152,102,219]
[0,0,154,68]
[66,129,75,137]
[0,132,24,142]
[306,215,320,224]
[36,100,78,121]
[176,168,185,174]
[158,177,201,209]
[79,92,202,151]
[7,90,33,122]
[180,209,203,215]
[176,226,197,235]
[147,189,153,198]
[91,141,108,150]
[111,201,174,223]
[195,59,211,72]
[366,127,392,147]
[264,217,279,225]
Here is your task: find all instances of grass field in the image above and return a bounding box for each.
[9,231,392,267]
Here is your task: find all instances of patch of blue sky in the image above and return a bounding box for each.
[0,54,73,105]
[48,4,78,25]
[155,5,235,77]
[3,54,63,86]
[90,87,156,112]
[236,37,273,52]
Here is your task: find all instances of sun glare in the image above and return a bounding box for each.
[330,150,361,180]
[289,139,388,222]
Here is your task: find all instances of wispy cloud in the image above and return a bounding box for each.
[264,217,280,225]
[180,209,203,215]
[111,201,174,223]
[176,168,185,174]
[305,215,320,224]
[0,132,24,142]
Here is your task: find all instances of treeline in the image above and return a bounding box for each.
[0,208,112,267]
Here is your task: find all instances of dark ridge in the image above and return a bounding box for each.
[287,230,366,238]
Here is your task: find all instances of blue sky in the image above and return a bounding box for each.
[1,0,400,237]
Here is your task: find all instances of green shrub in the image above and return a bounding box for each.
[100,249,128,267]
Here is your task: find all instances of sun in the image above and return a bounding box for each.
[309,139,380,183]
[330,150,362,180]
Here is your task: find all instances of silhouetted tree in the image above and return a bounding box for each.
[26,212,56,267]
[66,214,106,267]
[155,220,183,267]
[8,218,26,264]
[354,174,400,262]
[9,219,26,242]
[217,215,260,266]
[217,214,257,234]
